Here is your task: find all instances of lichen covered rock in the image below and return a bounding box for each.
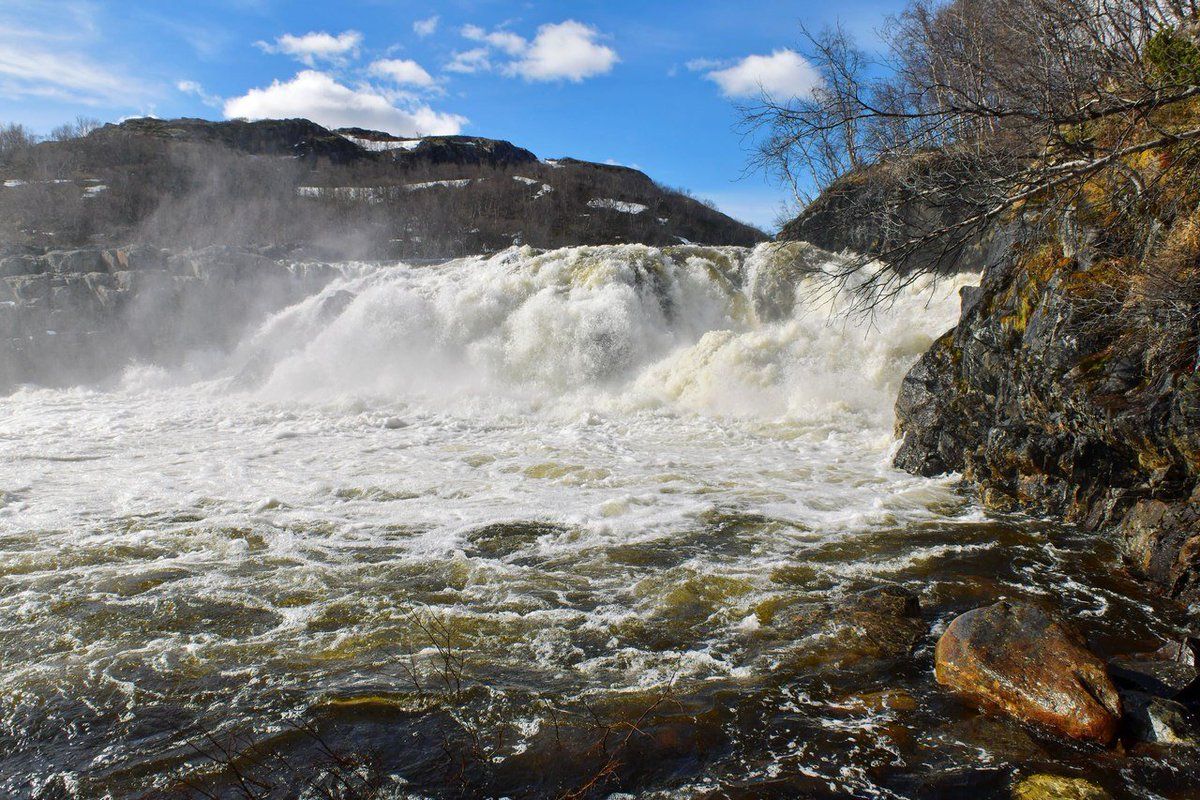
[893,220,1200,603]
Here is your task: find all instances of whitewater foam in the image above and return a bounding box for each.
[0,241,1000,795]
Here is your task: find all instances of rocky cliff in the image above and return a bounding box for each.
[781,149,1200,608]
[892,221,1200,604]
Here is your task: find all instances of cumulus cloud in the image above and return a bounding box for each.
[445,48,492,75]
[703,49,820,99]
[452,20,617,82]
[223,70,465,135]
[413,16,439,38]
[507,21,618,82]
[461,24,527,56]
[368,58,435,88]
[256,30,363,66]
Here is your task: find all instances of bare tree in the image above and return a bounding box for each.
[50,116,103,141]
[748,0,1200,305]
[0,123,37,166]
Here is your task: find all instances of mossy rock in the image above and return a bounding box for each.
[1011,774,1111,800]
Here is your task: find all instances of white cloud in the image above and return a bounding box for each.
[452,20,616,82]
[0,40,146,105]
[256,30,363,66]
[445,48,492,75]
[507,21,617,82]
[704,49,820,99]
[177,79,223,107]
[223,70,466,136]
[685,58,727,72]
[368,59,435,88]
[461,24,527,56]
[413,16,439,38]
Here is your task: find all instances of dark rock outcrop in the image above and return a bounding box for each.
[778,153,1016,275]
[891,219,1200,603]
[1121,691,1198,746]
[935,602,1122,744]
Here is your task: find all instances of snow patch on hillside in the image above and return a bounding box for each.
[588,198,648,215]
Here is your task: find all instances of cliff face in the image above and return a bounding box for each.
[891,216,1200,604]
[0,243,338,391]
[779,147,1200,605]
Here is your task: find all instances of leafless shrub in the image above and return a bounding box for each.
[747,0,1200,308]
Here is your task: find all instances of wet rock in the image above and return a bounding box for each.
[46,249,106,274]
[778,585,927,670]
[1010,774,1111,800]
[935,602,1121,744]
[1154,636,1200,666]
[937,714,1046,762]
[1122,691,1198,746]
[889,199,1200,604]
[1108,656,1199,699]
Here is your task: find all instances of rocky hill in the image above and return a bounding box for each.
[0,117,765,259]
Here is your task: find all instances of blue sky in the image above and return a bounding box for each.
[0,0,905,230]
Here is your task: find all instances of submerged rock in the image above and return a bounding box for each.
[1108,655,1199,699]
[935,602,1121,744]
[1010,774,1111,800]
[1121,691,1198,746]
[777,585,927,670]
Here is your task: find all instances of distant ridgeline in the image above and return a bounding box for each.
[0,117,766,259]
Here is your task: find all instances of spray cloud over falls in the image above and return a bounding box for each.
[211,242,970,425]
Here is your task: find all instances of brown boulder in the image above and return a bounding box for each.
[935,602,1121,744]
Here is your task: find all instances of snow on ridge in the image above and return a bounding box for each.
[405,179,471,191]
[344,135,422,152]
[587,198,648,215]
[296,186,385,203]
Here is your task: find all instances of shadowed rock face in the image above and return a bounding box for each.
[935,602,1122,744]
[777,154,1017,276]
[891,227,1200,604]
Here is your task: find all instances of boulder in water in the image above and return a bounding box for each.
[935,601,1121,744]
[1121,691,1198,746]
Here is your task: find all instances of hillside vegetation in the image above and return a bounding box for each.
[0,117,765,259]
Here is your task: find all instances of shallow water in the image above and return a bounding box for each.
[0,244,1195,798]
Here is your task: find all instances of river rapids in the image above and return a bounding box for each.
[0,244,1190,798]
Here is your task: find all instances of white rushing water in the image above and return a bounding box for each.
[4,243,973,550]
[0,242,985,794]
